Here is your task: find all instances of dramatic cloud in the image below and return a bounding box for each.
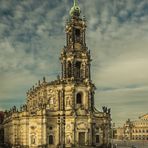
[0,0,148,126]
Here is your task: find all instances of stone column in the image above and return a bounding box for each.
[88,119,93,146]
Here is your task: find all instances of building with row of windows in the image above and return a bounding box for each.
[2,1,111,148]
[131,114,148,141]
[114,113,148,141]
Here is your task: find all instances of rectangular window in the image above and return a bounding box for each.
[96,135,100,143]
[49,135,54,144]
[79,132,85,145]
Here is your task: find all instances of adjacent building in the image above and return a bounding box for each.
[115,113,148,141]
[114,127,124,140]
[3,1,111,148]
[132,114,148,141]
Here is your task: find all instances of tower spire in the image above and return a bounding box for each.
[61,0,90,82]
[74,0,78,6]
[70,0,81,17]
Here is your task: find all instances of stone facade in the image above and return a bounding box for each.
[3,1,111,148]
[115,114,148,141]
[114,127,124,140]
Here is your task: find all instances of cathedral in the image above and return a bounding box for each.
[3,0,111,147]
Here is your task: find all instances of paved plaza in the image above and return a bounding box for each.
[113,140,148,148]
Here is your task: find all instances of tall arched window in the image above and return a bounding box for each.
[75,28,80,42]
[96,135,100,143]
[75,61,81,78]
[67,61,72,78]
[49,135,54,144]
[76,92,82,104]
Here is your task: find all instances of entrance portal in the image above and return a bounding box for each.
[79,132,85,145]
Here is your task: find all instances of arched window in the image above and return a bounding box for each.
[67,61,72,78]
[49,126,53,130]
[49,135,54,144]
[75,61,81,78]
[132,136,134,140]
[75,28,80,42]
[75,28,80,37]
[76,92,82,104]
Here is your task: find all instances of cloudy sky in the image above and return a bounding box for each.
[0,0,148,126]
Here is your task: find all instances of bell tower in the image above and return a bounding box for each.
[3,1,111,147]
[60,0,91,83]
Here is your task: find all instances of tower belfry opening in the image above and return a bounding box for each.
[67,61,72,78]
[75,61,81,78]
[75,28,81,42]
[75,28,80,37]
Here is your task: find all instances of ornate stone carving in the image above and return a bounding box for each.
[66,133,72,144]
[77,122,87,130]
[66,96,72,107]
